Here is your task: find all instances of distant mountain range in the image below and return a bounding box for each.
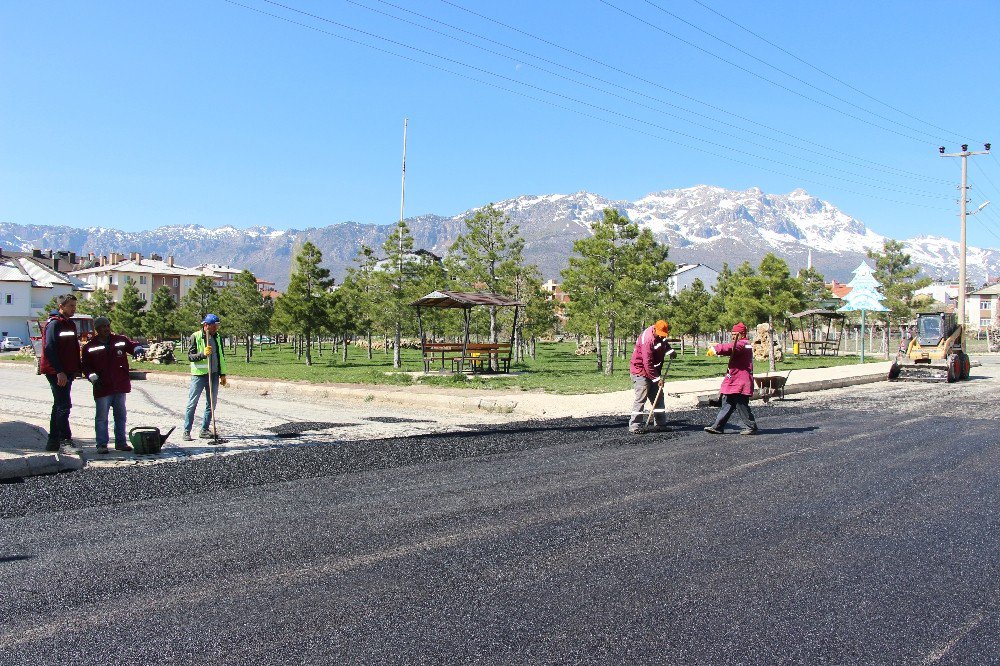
[2,185,996,289]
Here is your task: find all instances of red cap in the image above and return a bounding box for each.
[731,322,748,334]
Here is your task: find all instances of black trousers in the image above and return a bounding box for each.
[46,374,74,442]
[711,393,756,431]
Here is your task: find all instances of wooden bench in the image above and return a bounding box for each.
[453,343,514,374]
[421,342,466,372]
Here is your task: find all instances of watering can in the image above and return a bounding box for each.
[128,426,175,455]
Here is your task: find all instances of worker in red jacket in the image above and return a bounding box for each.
[39,294,82,451]
[704,322,758,435]
[82,317,139,454]
[628,319,676,434]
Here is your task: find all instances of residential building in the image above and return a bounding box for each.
[192,263,244,288]
[70,253,202,304]
[968,283,1000,330]
[0,248,92,340]
[666,264,719,297]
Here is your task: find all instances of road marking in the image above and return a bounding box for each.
[921,610,987,664]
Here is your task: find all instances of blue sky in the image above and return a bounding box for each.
[2,1,999,247]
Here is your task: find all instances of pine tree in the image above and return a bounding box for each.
[867,239,932,324]
[220,270,270,362]
[142,286,179,341]
[178,275,220,332]
[728,254,805,371]
[797,267,832,309]
[561,208,672,374]
[667,278,711,352]
[273,242,333,366]
[113,278,145,338]
[77,289,116,319]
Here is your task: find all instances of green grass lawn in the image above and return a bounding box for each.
[123,342,885,394]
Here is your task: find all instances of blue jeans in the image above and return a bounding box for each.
[184,373,219,434]
[95,393,127,447]
[45,374,74,443]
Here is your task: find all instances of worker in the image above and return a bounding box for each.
[39,294,82,451]
[628,319,677,434]
[182,314,227,442]
[82,316,139,454]
[704,322,758,436]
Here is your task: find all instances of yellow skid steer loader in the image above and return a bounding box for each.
[888,312,970,382]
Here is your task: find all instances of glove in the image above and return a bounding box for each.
[220,376,227,387]
[706,348,717,357]
[204,345,213,356]
[667,349,677,359]
[658,377,665,387]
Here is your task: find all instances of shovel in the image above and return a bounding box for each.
[645,355,674,427]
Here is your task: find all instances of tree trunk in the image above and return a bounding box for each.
[245,335,251,363]
[767,316,776,373]
[605,316,615,375]
[305,332,313,366]
[343,334,349,362]
[393,320,402,368]
[595,322,603,372]
[530,335,536,360]
[367,330,373,360]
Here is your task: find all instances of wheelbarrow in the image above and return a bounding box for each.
[128,426,175,455]
[754,371,791,403]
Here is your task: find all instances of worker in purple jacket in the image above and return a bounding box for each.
[704,322,758,435]
[628,319,676,434]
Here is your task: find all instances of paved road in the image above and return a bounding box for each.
[1,365,998,664]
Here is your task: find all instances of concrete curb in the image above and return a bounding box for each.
[0,418,85,480]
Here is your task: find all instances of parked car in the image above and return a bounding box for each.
[1,336,24,351]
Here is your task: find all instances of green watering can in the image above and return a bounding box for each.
[128,427,175,455]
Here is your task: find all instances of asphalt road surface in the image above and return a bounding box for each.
[1,364,998,664]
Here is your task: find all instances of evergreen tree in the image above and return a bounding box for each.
[77,289,116,319]
[797,266,832,309]
[178,275,220,331]
[667,278,712,352]
[728,254,805,371]
[705,263,734,337]
[561,208,672,374]
[142,286,179,340]
[446,203,527,363]
[866,239,932,324]
[220,270,270,362]
[113,278,146,338]
[272,242,333,366]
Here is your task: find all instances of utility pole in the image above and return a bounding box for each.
[939,142,991,329]
[399,118,408,275]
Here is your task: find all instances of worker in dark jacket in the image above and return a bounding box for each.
[82,317,138,454]
[39,294,82,451]
[704,322,758,435]
[628,319,676,434]
[183,314,227,441]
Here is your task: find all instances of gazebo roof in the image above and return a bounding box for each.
[788,308,846,319]
[411,290,522,309]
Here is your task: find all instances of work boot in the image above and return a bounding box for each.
[61,439,78,449]
[95,445,109,455]
[629,427,646,435]
[45,439,60,452]
[115,443,134,452]
[181,431,193,442]
[703,426,723,435]
[199,429,213,439]
[739,428,758,436]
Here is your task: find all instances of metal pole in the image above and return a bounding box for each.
[399,118,408,274]
[959,152,968,329]
[860,310,866,363]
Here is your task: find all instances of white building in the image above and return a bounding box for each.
[70,254,203,305]
[968,283,1000,331]
[0,252,91,341]
[666,264,720,297]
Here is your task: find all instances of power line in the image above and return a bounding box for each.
[684,0,969,142]
[334,0,948,195]
[220,0,953,212]
[434,0,951,185]
[597,0,936,144]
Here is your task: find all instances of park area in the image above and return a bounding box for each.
[114,340,887,394]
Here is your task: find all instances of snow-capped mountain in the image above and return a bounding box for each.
[2,185,997,288]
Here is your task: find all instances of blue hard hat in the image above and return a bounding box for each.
[202,314,221,325]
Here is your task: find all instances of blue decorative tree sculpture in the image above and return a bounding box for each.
[837,262,889,362]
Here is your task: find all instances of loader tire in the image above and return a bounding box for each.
[960,352,971,380]
[947,354,960,383]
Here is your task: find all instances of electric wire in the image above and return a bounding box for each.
[222,0,953,212]
[682,0,970,142]
[435,0,951,185]
[597,0,936,144]
[332,0,948,196]
[256,0,950,200]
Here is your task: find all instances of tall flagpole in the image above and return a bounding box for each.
[399,118,408,274]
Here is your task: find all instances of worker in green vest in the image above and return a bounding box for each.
[182,313,227,441]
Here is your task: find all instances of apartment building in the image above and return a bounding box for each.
[0,248,91,340]
[70,253,202,304]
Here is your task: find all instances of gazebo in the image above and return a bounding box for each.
[787,309,846,356]
[410,290,522,373]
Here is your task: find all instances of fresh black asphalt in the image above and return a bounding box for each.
[0,379,997,665]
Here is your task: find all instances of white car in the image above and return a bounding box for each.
[1,336,25,351]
